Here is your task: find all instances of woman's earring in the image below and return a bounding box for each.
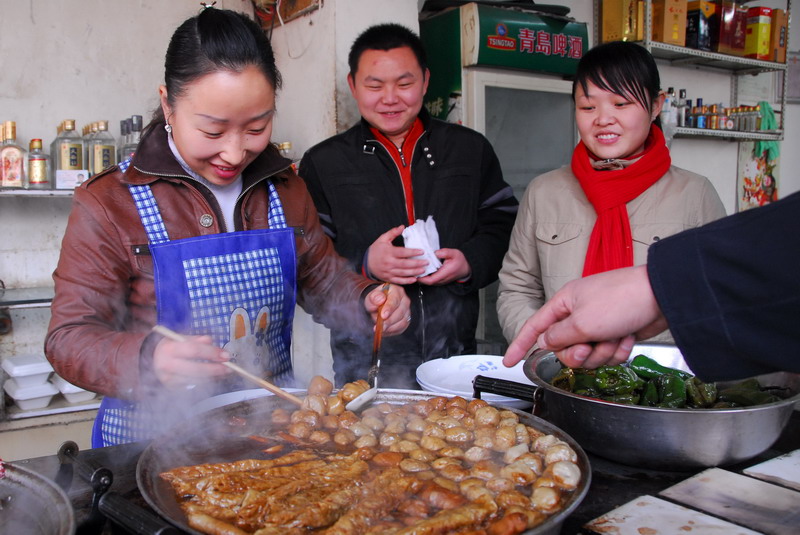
[164,123,172,134]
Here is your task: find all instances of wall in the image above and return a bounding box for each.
[0,0,797,385]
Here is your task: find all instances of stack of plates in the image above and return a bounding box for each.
[416,355,534,409]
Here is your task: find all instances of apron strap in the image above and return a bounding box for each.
[267,181,288,229]
[129,184,170,244]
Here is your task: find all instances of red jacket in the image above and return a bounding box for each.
[45,121,373,401]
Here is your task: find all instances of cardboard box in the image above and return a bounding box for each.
[770,8,788,63]
[686,1,716,51]
[602,0,641,42]
[652,0,687,46]
[744,6,772,60]
[715,2,747,56]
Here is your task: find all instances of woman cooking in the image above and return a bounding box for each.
[497,41,726,346]
[44,6,410,447]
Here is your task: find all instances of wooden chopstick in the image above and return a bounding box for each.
[151,325,304,406]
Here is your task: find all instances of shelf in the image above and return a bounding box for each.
[4,395,101,420]
[0,286,54,309]
[0,189,73,197]
[644,42,789,75]
[674,127,784,142]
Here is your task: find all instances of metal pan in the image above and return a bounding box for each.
[0,462,76,535]
[523,343,800,470]
[137,388,591,535]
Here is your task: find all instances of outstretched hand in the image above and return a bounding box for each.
[503,266,669,369]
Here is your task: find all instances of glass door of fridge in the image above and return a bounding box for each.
[463,68,576,354]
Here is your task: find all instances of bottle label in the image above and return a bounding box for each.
[29,157,49,185]
[60,142,83,170]
[93,145,117,174]
[0,146,24,188]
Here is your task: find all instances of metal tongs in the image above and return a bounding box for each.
[346,282,390,411]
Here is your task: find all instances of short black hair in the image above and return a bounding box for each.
[348,23,427,78]
[573,41,661,112]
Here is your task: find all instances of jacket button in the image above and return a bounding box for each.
[423,147,429,152]
[429,161,435,166]
[653,236,660,241]
[426,153,432,159]
[200,214,214,227]
[552,234,558,240]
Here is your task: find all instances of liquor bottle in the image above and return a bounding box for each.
[121,115,142,162]
[54,119,87,190]
[676,89,687,127]
[26,139,51,190]
[89,120,117,176]
[0,121,26,188]
[118,118,130,163]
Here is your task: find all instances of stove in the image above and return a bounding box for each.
[8,407,800,534]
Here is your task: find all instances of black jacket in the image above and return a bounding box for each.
[300,111,518,388]
[648,190,800,381]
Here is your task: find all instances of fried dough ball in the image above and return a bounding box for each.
[394,440,420,454]
[514,453,544,476]
[464,446,492,462]
[301,394,328,416]
[532,435,562,453]
[543,460,581,490]
[379,432,400,447]
[467,398,490,414]
[444,426,474,444]
[333,428,356,446]
[486,477,515,493]
[438,446,466,459]
[474,406,501,427]
[361,415,385,432]
[307,375,334,397]
[495,489,530,509]
[471,460,501,481]
[422,423,446,439]
[493,426,517,451]
[337,411,360,429]
[406,416,427,433]
[308,430,331,444]
[420,435,447,452]
[438,463,470,482]
[531,486,562,514]
[287,421,313,439]
[320,414,340,430]
[339,382,368,403]
[327,395,345,416]
[460,478,493,501]
[544,443,578,464]
[409,448,437,463]
[500,460,538,486]
[400,459,431,473]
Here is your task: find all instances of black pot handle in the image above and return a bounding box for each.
[472,375,546,416]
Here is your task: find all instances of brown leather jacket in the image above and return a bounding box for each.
[45,122,373,401]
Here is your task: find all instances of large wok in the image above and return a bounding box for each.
[0,462,76,535]
[137,389,591,535]
[523,343,800,470]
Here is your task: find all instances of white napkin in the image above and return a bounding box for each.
[402,216,442,277]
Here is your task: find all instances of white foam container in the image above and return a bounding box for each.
[4,378,59,410]
[1,354,53,387]
[51,374,97,404]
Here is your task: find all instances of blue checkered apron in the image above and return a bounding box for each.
[93,169,296,447]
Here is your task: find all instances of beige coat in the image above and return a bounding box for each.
[497,164,727,342]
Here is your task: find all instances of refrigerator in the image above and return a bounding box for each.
[420,2,589,353]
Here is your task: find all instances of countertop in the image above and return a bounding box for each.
[9,410,800,534]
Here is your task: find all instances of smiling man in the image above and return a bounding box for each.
[299,23,518,389]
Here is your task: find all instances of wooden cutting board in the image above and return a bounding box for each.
[584,494,763,534]
[744,449,800,491]
[660,468,800,535]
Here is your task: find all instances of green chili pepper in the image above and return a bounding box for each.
[641,380,659,406]
[655,374,687,408]
[595,365,644,395]
[629,354,692,381]
[551,368,575,392]
[601,393,641,405]
[717,379,781,407]
[685,377,718,408]
[573,372,600,397]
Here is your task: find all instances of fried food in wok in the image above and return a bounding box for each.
[160,378,582,535]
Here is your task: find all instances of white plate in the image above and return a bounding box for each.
[416,355,533,409]
[193,387,304,414]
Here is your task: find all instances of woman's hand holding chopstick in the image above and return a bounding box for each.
[151,327,232,389]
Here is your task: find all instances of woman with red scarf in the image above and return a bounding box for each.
[497,41,726,345]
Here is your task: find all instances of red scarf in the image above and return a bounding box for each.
[572,124,671,276]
